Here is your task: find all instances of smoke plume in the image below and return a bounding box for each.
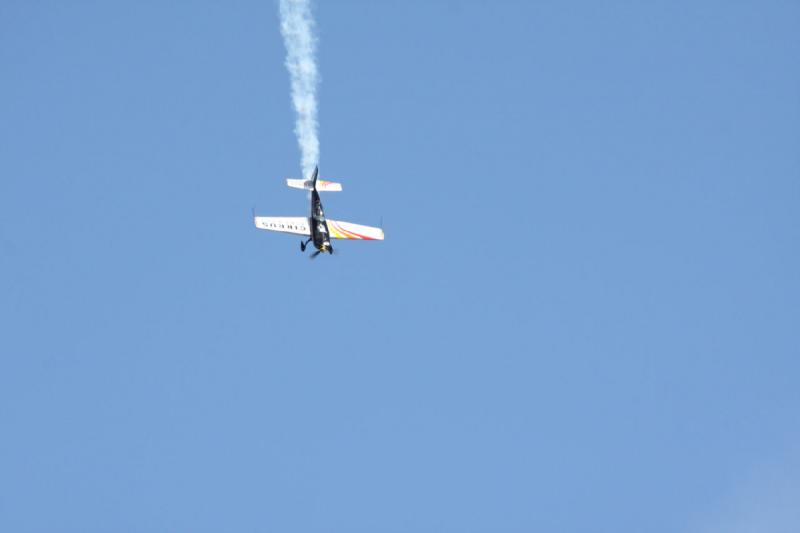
[279,0,319,179]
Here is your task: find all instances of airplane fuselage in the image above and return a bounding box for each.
[310,188,332,254]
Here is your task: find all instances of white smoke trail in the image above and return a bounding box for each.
[279,0,319,179]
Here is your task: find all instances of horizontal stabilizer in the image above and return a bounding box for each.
[286,178,342,192]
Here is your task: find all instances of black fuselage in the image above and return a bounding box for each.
[310,188,332,253]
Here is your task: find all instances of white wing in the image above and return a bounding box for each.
[254,216,311,236]
[326,219,384,240]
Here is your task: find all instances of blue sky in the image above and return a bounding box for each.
[1,1,798,531]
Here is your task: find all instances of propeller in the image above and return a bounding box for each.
[309,246,336,260]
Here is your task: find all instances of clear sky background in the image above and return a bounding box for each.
[1,1,798,531]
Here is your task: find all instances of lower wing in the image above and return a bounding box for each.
[254,216,311,236]
[327,219,384,240]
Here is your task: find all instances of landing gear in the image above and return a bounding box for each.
[300,238,311,252]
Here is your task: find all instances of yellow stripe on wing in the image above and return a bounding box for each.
[329,221,362,239]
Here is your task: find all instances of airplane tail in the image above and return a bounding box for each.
[286,166,342,192]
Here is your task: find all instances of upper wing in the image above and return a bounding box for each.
[254,216,311,236]
[326,219,385,240]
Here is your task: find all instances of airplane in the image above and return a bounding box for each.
[254,166,384,258]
